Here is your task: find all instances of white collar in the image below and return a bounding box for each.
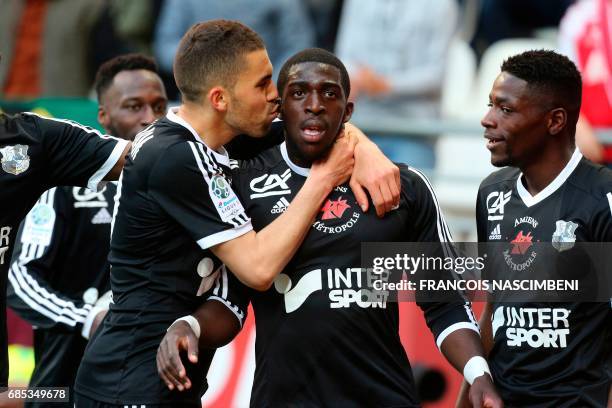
[516,148,582,207]
[280,142,310,177]
[166,106,230,166]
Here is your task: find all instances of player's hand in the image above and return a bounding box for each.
[468,375,503,408]
[89,310,107,337]
[156,321,199,392]
[346,123,400,217]
[310,129,355,190]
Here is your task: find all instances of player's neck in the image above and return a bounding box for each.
[520,145,575,196]
[285,138,314,168]
[176,104,234,151]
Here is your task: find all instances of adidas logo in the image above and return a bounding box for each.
[271,197,290,214]
[92,208,113,224]
[489,223,502,240]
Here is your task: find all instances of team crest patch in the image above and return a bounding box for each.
[1,144,30,175]
[552,220,578,252]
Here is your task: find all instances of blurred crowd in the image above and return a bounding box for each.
[1,0,610,170]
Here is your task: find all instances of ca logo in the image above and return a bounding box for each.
[250,169,291,199]
[486,191,511,221]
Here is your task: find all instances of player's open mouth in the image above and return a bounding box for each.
[301,124,326,142]
[485,134,504,149]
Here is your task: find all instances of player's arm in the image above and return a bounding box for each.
[211,134,354,290]
[102,141,131,181]
[404,167,501,407]
[29,112,130,189]
[347,122,401,216]
[158,268,252,391]
[456,190,498,407]
[6,189,106,339]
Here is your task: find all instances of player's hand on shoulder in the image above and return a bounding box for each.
[156,320,199,392]
[310,127,355,191]
[347,123,400,217]
[469,374,503,408]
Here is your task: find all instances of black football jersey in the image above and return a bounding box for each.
[229,143,479,407]
[7,184,115,407]
[73,108,251,406]
[477,150,612,407]
[0,112,127,387]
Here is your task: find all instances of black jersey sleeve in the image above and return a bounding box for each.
[402,166,480,347]
[148,141,253,250]
[225,121,284,160]
[205,265,252,328]
[27,113,129,191]
[475,189,488,243]
[6,188,93,331]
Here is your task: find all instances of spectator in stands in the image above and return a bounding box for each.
[0,0,116,98]
[471,0,574,58]
[559,0,610,164]
[335,0,459,170]
[153,0,315,83]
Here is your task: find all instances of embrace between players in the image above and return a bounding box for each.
[2,18,610,408]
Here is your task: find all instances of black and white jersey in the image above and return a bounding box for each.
[74,108,251,406]
[0,112,127,387]
[6,184,115,406]
[228,143,479,407]
[477,149,612,407]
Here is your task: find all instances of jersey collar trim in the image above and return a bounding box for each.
[166,107,230,166]
[516,148,583,207]
[280,142,310,177]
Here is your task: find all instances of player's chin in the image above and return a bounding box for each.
[491,154,511,168]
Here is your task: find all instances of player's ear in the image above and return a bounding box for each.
[548,108,567,136]
[343,101,354,123]
[208,87,228,112]
[98,106,110,131]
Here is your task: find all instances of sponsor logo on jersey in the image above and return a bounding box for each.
[249,169,291,199]
[0,144,30,175]
[274,267,388,313]
[73,186,108,208]
[510,231,533,255]
[489,224,502,240]
[552,220,578,252]
[493,306,570,348]
[312,197,360,234]
[503,215,540,270]
[21,203,56,246]
[91,208,113,224]
[82,287,99,305]
[271,197,290,214]
[0,226,11,265]
[196,257,220,296]
[514,216,538,229]
[486,190,512,221]
[320,196,351,220]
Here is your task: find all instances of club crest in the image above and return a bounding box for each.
[1,144,30,175]
[551,220,578,252]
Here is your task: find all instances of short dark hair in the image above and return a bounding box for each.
[277,48,350,98]
[501,50,582,122]
[94,53,159,102]
[174,20,265,103]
